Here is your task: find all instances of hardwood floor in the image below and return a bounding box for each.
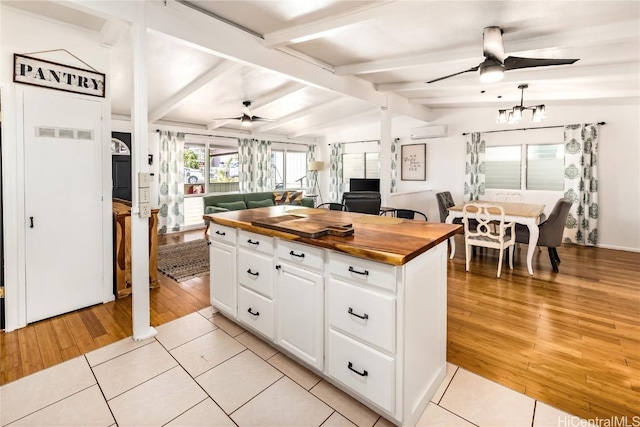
[1,230,638,423]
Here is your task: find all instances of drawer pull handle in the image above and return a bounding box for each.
[347,362,368,377]
[247,239,260,245]
[215,230,226,236]
[247,308,260,317]
[348,266,369,276]
[289,250,305,258]
[348,307,369,320]
[247,269,259,277]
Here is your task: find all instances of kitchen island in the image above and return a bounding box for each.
[204,206,460,426]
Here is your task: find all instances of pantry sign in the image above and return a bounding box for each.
[14,54,105,98]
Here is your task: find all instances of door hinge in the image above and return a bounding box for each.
[0,286,4,298]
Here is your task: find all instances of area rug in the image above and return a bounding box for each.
[158,239,209,282]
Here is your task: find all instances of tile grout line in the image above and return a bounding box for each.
[88,338,156,369]
[433,402,480,427]
[85,354,119,426]
[436,365,459,406]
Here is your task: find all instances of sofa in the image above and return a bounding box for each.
[203,190,315,233]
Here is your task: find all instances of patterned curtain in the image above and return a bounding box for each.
[329,143,344,202]
[390,138,399,193]
[464,132,486,201]
[158,131,185,234]
[306,144,316,194]
[239,138,272,192]
[563,123,600,245]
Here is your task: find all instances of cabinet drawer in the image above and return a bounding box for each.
[328,329,395,413]
[237,286,274,340]
[238,248,274,299]
[328,278,396,353]
[239,230,274,255]
[209,224,237,245]
[277,240,324,272]
[328,252,397,292]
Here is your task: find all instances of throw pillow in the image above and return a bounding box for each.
[206,206,229,214]
[273,191,288,205]
[286,191,303,205]
[247,199,275,209]
[216,201,247,211]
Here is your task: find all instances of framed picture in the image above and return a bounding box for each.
[401,143,426,181]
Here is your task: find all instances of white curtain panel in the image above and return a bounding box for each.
[329,143,344,202]
[563,123,600,245]
[464,132,486,201]
[239,138,272,192]
[306,144,316,195]
[390,138,398,193]
[158,131,185,234]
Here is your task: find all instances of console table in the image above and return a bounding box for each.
[112,199,160,298]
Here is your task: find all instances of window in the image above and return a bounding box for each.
[485,146,521,190]
[271,149,307,190]
[485,144,565,191]
[527,144,564,191]
[343,152,379,190]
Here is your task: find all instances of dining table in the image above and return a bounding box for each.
[445,201,546,275]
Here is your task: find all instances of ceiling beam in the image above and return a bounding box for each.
[65,0,432,121]
[253,97,346,133]
[288,109,380,138]
[149,62,242,123]
[335,20,639,76]
[262,0,401,48]
[410,89,640,107]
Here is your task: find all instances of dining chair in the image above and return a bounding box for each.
[342,191,382,215]
[463,203,516,278]
[514,198,572,272]
[381,209,428,221]
[495,192,524,202]
[316,202,348,211]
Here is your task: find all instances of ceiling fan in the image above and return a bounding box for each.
[212,100,276,128]
[427,26,579,84]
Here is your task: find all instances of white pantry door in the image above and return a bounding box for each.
[24,91,104,323]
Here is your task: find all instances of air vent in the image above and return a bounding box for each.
[77,130,93,140]
[36,127,56,138]
[35,127,94,140]
[58,129,75,139]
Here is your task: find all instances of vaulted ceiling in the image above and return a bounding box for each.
[7,0,640,140]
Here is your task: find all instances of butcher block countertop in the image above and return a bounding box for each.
[204,206,460,266]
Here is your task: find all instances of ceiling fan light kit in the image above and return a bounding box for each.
[497,84,546,124]
[479,58,504,83]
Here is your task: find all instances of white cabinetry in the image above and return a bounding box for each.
[207,220,448,426]
[236,230,275,339]
[276,241,324,371]
[209,224,237,317]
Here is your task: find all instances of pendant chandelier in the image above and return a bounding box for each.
[496,84,546,124]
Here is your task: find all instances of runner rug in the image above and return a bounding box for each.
[158,239,209,282]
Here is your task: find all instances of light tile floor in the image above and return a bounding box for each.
[0,308,596,427]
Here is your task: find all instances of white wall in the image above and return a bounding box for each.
[1,6,113,330]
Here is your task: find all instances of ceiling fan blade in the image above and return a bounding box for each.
[483,26,505,62]
[504,56,579,70]
[251,116,277,122]
[426,66,479,84]
[211,116,243,121]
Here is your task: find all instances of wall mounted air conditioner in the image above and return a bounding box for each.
[409,125,448,140]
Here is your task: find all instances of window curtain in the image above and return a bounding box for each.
[158,131,185,234]
[239,138,272,192]
[563,123,600,245]
[306,144,316,195]
[329,143,344,202]
[390,138,399,193]
[464,132,486,201]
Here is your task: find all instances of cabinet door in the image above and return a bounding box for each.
[210,240,237,317]
[276,263,324,370]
